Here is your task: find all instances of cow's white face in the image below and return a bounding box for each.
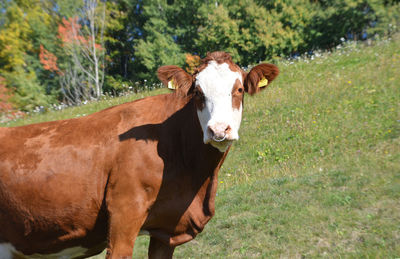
[194,61,244,152]
[157,51,279,153]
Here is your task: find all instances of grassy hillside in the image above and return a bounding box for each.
[0,89,169,127]
[2,35,399,258]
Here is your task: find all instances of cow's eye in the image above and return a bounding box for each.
[193,87,205,110]
[194,87,204,98]
[238,88,244,94]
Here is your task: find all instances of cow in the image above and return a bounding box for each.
[0,51,279,259]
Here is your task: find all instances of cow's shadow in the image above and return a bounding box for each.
[118,100,222,245]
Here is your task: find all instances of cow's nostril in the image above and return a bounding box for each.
[207,126,215,137]
[208,124,230,142]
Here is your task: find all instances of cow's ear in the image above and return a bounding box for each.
[244,63,279,95]
[157,65,193,95]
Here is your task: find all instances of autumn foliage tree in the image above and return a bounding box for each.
[0,0,399,114]
[39,45,59,73]
[0,0,54,111]
[0,77,13,114]
[185,53,201,74]
[0,76,25,121]
[56,0,106,105]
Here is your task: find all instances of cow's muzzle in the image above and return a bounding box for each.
[208,123,231,141]
[212,134,226,142]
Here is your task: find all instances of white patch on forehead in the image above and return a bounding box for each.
[196,61,242,95]
[195,61,243,151]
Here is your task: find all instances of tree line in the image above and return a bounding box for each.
[0,0,399,112]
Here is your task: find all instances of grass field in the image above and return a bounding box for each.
[2,35,399,258]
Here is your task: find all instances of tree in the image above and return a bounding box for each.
[306,0,373,49]
[0,76,13,114]
[134,1,185,82]
[103,0,138,81]
[57,0,106,104]
[1,0,400,111]
[195,4,242,62]
[0,0,53,111]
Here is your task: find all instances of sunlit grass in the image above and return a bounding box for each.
[2,36,399,258]
[171,36,400,258]
[1,88,169,127]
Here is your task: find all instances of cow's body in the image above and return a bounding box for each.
[0,52,278,258]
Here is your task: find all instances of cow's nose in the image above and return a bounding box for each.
[208,123,231,142]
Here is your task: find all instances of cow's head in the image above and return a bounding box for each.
[158,51,279,152]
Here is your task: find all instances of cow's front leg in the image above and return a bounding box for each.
[105,192,149,259]
[106,211,146,259]
[148,237,175,259]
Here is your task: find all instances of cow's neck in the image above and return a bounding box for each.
[117,93,232,245]
[159,94,230,245]
[174,94,228,175]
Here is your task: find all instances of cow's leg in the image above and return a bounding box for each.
[105,191,149,259]
[148,237,174,259]
[105,212,146,259]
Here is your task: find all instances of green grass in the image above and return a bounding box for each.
[1,89,169,127]
[2,36,399,258]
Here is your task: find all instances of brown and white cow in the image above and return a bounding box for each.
[0,52,279,258]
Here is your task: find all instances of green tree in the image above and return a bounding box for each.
[134,1,186,81]
[307,0,381,49]
[1,0,399,111]
[195,0,315,64]
[366,0,400,37]
[195,4,241,62]
[0,0,54,111]
[103,0,139,92]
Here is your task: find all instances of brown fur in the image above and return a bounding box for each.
[244,63,280,95]
[194,51,242,76]
[231,79,244,109]
[157,66,193,96]
[0,52,278,259]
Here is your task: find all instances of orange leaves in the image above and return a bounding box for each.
[185,53,201,74]
[58,17,84,45]
[0,83,25,120]
[39,45,59,73]
[0,77,12,111]
[58,17,103,50]
[0,76,18,117]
